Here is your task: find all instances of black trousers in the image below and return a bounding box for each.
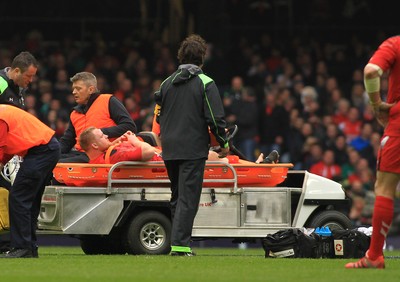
[164,158,206,248]
[9,137,60,250]
[0,176,11,189]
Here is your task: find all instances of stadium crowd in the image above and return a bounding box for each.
[0,28,396,231]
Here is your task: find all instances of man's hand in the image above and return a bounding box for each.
[371,102,394,127]
[126,132,142,146]
[110,131,134,145]
[218,147,229,158]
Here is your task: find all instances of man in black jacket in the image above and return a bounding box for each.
[0,51,38,109]
[155,34,229,256]
[0,51,38,187]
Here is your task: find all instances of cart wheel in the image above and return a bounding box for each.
[124,211,171,255]
[307,210,353,230]
[80,234,126,255]
[80,236,110,255]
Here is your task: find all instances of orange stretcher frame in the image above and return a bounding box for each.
[53,159,293,188]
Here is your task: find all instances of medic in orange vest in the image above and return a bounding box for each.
[58,72,136,163]
[0,104,60,258]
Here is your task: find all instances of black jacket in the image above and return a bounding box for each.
[155,64,228,160]
[59,93,137,153]
[0,68,26,108]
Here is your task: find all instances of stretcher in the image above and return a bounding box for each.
[53,126,294,188]
[53,157,293,189]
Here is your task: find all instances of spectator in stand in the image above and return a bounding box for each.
[347,180,366,226]
[300,86,321,119]
[153,45,175,79]
[310,149,341,181]
[339,106,362,143]
[46,109,67,139]
[114,77,133,102]
[330,49,352,83]
[46,53,68,84]
[301,139,322,171]
[332,134,349,166]
[124,96,142,130]
[347,157,372,188]
[141,114,154,132]
[53,69,71,105]
[49,99,69,123]
[134,74,154,114]
[291,73,305,111]
[95,74,111,94]
[315,74,328,109]
[247,53,268,87]
[259,89,289,160]
[332,98,351,125]
[276,59,295,90]
[358,167,375,192]
[295,50,314,85]
[351,81,368,113]
[38,92,52,122]
[368,131,382,168]
[37,80,53,101]
[223,76,244,119]
[227,87,259,161]
[286,112,305,168]
[24,94,38,117]
[349,122,374,160]
[310,149,342,181]
[361,190,375,226]
[325,76,340,98]
[323,123,340,150]
[123,49,140,79]
[324,88,343,116]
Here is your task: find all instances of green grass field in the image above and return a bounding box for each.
[0,247,399,282]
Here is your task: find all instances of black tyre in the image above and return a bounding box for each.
[124,211,171,255]
[107,229,127,255]
[80,236,110,255]
[80,234,126,255]
[307,210,353,230]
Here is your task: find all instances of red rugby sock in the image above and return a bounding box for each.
[368,196,393,260]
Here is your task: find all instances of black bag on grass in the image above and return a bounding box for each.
[262,228,318,258]
[330,229,370,258]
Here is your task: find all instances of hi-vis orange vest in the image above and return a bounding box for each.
[70,94,117,151]
[0,104,54,157]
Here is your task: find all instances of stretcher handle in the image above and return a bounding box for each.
[106,161,238,194]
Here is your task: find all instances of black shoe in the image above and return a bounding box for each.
[0,248,34,258]
[0,243,11,254]
[32,245,39,258]
[170,251,196,257]
[262,150,280,164]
